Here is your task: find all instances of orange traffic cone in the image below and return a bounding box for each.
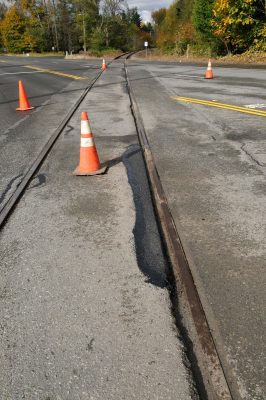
[74,112,107,176]
[205,59,213,79]
[16,80,34,111]
[101,58,107,71]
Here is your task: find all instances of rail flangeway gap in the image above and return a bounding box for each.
[24,65,88,80]
[172,96,266,117]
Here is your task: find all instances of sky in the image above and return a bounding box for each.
[126,0,173,23]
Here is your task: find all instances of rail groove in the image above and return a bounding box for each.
[125,56,233,400]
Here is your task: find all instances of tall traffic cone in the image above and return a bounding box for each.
[16,80,34,111]
[101,58,107,71]
[74,112,107,176]
[205,59,213,79]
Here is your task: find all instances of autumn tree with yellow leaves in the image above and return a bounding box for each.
[212,0,266,53]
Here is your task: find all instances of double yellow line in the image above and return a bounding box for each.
[25,65,88,80]
[172,96,266,117]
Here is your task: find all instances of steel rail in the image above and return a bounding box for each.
[124,55,233,400]
[0,52,137,228]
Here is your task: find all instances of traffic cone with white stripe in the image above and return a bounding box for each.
[74,112,107,176]
[101,58,107,71]
[205,59,213,79]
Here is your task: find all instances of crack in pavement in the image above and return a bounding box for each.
[240,143,264,167]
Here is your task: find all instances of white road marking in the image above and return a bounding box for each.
[167,73,202,79]
[1,99,50,137]
[2,115,30,136]
[245,104,266,109]
[34,99,50,113]
[0,71,41,76]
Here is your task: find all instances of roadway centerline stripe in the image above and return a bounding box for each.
[172,96,266,117]
[176,96,266,115]
[24,65,88,80]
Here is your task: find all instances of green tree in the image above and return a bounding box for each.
[193,0,215,41]
[57,0,74,51]
[73,0,100,51]
[122,6,141,27]
[102,0,124,17]
[193,0,223,54]
[100,0,126,48]
[22,0,50,51]
[176,0,194,20]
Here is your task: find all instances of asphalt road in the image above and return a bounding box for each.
[0,58,199,399]
[0,56,101,210]
[128,59,266,400]
[0,54,265,399]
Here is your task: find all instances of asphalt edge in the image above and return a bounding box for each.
[125,60,233,400]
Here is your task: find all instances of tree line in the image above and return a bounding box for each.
[0,0,152,54]
[152,0,265,56]
[0,0,265,56]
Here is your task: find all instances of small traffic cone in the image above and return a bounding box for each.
[16,80,34,111]
[101,58,107,71]
[205,59,213,79]
[74,112,107,176]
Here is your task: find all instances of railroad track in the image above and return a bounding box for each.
[0,51,137,228]
[0,51,232,400]
[125,57,233,400]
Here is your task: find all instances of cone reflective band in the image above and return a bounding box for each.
[74,112,107,176]
[16,80,34,111]
[81,137,94,147]
[205,59,213,79]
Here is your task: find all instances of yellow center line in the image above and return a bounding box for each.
[0,60,7,63]
[24,65,88,80]
[172,96,266,117]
